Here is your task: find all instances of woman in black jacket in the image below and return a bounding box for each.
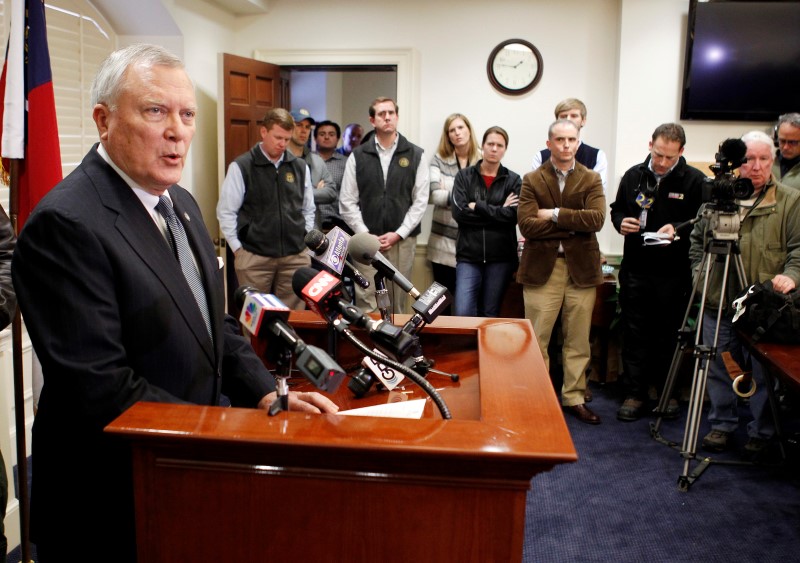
[450,126,521,317]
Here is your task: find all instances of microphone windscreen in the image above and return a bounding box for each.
[234,285,259,308]
[291,266,322,297]
[304,229,328,255]
[349,232,381,265]
[720,138,747,163]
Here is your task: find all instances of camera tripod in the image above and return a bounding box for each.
[649,233,766,491]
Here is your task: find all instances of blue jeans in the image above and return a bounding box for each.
[454,261,515,317]
[702,311,774,439]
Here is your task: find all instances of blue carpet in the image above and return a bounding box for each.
[523,381,800,563]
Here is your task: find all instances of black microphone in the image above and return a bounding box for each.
[235,286,345,392]
[348,232,421,299]
[304,227,370,288]
[291,267,416,359]
[402,281,453,335]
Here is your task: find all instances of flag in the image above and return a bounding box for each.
[0,0,62,229]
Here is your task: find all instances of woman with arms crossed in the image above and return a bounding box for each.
[451,126,521,317]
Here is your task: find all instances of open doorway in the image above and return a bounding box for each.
[253,48,418,141]
[288,66,397,151]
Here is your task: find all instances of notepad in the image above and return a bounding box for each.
[642,232,673,246]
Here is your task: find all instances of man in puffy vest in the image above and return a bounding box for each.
[339,97,429,314]
[218,108,315,309]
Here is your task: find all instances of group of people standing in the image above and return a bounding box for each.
[427,103,800,436]
[428,100,607,424]
[214,93,800,435]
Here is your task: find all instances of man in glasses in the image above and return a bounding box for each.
[773,112,800,190]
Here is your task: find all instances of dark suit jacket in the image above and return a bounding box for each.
[517,161,606,288]
[12,145,274,560]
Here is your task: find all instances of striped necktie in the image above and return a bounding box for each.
[155,196,213,340]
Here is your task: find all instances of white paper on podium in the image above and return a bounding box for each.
[338,398,426,419]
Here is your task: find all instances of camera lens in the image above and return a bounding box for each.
[732,177,754,200]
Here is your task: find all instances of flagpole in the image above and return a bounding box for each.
[9,157,32,563]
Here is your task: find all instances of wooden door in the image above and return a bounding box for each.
[220,54,286,312]
[221,53,285,170]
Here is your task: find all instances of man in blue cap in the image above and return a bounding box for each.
[288,109,337,229]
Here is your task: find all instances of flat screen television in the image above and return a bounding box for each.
[680,0,800,122]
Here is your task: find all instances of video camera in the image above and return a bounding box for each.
[701,138,755,240]
[701,138,754,212]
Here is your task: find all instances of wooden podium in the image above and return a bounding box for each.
[106,313,576,562]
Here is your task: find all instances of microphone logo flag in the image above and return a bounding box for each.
[301,269,342,317]
[307,226,350,275]
[239,292,289,336]
[306,270,339,297]
[362,350,405,390]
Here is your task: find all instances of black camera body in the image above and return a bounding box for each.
[701,138,754,213]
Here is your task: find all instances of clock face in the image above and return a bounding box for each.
[487,40,543,95]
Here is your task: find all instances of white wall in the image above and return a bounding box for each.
[153,0,775,255]
[339,71,398,131]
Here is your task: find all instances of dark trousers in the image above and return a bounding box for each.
[619,269,691,400]
[430,262,456,316]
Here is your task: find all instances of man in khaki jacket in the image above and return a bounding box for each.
[518,119,606,424]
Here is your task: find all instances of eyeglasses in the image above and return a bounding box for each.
[778,138,800,147]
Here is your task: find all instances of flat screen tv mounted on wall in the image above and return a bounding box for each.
[680,0,800,122]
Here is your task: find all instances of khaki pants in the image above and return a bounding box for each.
[523,258,596,407]
[354,235,416,315]
[234,248,311,310]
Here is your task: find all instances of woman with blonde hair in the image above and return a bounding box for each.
[428,113,481,309]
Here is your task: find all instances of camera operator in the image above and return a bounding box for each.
[689,130,800,456]
[611,123,707,422]
[773,112,800,190]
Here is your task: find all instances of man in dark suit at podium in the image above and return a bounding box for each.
[12,44,337,562]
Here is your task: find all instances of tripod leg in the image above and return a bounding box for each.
[677,247,728,490]
[652,249,710,441]
[651,341,687,439]
[681,359,708,454]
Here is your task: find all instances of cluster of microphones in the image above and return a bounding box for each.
[235,227,455,418]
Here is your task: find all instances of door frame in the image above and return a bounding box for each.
[252,48,419,142]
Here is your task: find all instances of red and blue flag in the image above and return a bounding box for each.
[0,0,62,229]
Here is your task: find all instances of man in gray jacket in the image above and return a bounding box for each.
[288,109,337,229]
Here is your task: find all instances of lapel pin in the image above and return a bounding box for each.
[183,212,190,222]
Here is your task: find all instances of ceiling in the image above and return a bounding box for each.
[202,0,270,16]
[91,0,270,36]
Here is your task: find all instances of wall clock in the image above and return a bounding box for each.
[487,39,543,95]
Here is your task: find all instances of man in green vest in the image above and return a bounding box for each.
[339,97,429,314]
[217,108,315,309]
